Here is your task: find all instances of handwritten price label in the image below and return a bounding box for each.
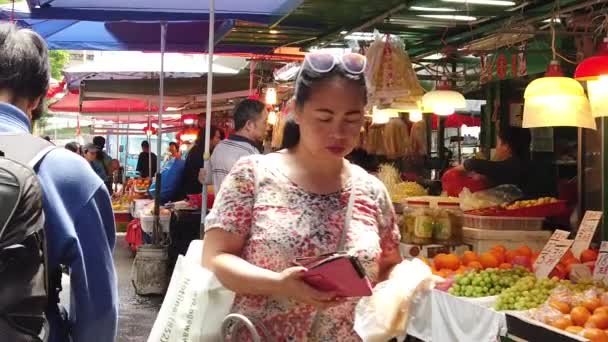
[594,242,608,284]
[549,229,571,241]
[571,211,603,258]
[534,238,573,278]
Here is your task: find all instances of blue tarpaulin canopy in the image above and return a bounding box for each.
[26,0,303,24]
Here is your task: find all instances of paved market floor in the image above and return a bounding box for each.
[115,233,163,342]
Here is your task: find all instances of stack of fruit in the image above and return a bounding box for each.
[421,244,538,279]
[531,287,608,342]
[495,276,561,310]
[449,267,532,297]
[549,248,599,280]
[501,197,560,210]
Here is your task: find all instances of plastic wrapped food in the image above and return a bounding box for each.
[354,259,438,342]
[383,117,410,159]
[459,185,524,211]
[364,124,387,156]
[530,304,563,325]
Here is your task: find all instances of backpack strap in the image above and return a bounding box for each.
[0,133,56,170]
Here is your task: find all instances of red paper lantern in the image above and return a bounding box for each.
[143,126,157,135]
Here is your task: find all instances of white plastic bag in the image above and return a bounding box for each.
[354,259,437,342]
[459,184,524,211]
[147,254,235,342]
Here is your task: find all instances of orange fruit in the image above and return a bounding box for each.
[491,250,505,264]
[467,261,483,270]
[455,265,467,275]
[583,328,608,342]
[586,313,608,330]
[565,326,584,334]
[516,245,533,258]
[461,251,479,266]
[499,263,513,269]
[550,300,571,314]
[437,269,451,278]
[442,254,461,271]
[434,253,448,270]
[505,250,518,263]
[582,249,600,263]
[491,245,507,255]
[584,298,603,313]
[552,316,573,330]
[572,306,592,326]
[479,252,500,269]
[595,307,608,316]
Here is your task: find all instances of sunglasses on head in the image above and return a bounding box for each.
[303,52,367,75]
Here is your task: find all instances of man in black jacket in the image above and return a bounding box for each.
[136,140,157,178]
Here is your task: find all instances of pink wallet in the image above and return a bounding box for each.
[295,254,372,297]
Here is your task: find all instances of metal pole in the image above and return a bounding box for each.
[153,22,167,245]
[201,0,215,236]
[125,112,130,185]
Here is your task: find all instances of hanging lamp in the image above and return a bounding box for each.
[267,110,278,125]
[265,87,277,105]
[575,37,608,117]
[371,106,397,124]
[422,77,466,116]
[181,113,198,126]
[409,110,423,122]
[523,60,595,129]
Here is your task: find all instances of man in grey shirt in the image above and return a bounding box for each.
[201,99,268,193]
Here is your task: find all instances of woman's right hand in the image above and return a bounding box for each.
[275,267,343,309]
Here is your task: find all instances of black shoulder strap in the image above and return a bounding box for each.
[0,133,56,170]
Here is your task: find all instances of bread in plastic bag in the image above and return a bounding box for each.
[354,259,438,342]
[459,184,524,211]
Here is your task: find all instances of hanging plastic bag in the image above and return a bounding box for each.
[147,255,235,342]
[441,167,490,197]
[459,184,524,211]
[354,259,438,342]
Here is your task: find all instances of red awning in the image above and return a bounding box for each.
[49,92,160,113]
[431,114,481,129]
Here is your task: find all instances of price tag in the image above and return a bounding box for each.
[549,229,571,241]
[571,211,603,258]
[594,242,608,284]
[534,239,574,278]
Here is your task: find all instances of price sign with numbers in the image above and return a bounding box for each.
[572,211,603,258]
[594,241,608,283]
[534,239,574,278]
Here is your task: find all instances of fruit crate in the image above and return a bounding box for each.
[464,214,544,231]
[463,227,551,253]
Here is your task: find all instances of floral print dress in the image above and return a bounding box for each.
[205,155,400,341]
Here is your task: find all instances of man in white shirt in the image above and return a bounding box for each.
[201,99,268,193]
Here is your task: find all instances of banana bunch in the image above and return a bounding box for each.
[503,197,559,210]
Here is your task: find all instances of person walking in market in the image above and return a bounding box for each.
[202,52,402,341]
[202,99,268,193]
[136,140,157,178]
[93,136,114,193]
[83,142,109,181]
[0,23,118,342]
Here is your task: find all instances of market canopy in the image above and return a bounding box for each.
[62,52,247,89]
[25,0,304,24]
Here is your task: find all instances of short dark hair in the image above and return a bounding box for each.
[169,142,178,149]
[498,126,531,161]
[141,140,150,149]
[93,136,106,148]
[282,57,367,149]
[233,99,265,131]
[0,23,50,119]
[65,142,80,153]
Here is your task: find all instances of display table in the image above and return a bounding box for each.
[407,290,588,342]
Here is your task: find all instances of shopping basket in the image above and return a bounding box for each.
[220,313,273,342]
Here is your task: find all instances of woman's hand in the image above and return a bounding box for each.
[275,267,344,309]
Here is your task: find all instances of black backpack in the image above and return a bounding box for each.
[0,133,57,342]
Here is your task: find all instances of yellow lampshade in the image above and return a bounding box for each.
[587,76,608,117]
[523,77,596,129]
[422,90,466,116]
[409,110,423,122]
[372,106,398,124]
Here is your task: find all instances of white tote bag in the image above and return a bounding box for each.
[147,250,235,341]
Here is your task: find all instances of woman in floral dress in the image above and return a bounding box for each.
[203,52,402,341]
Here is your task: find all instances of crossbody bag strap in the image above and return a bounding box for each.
[337,182,356,253]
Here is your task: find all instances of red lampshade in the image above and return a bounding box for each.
[143,126,157,135]
[575,37,608,81]
[181,114,198,126]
